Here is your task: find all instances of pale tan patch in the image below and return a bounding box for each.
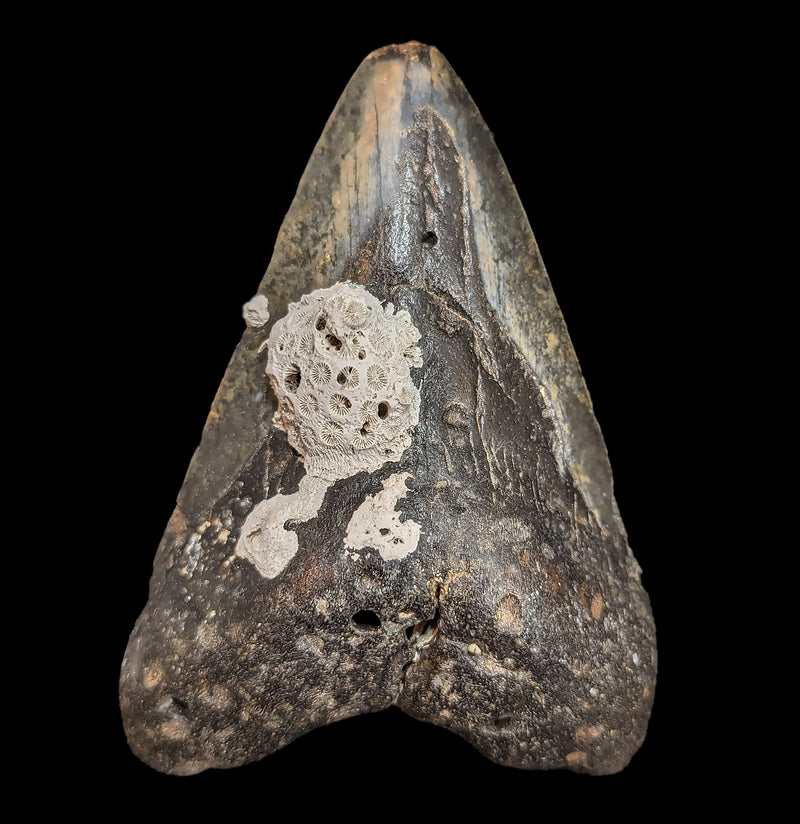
[572,462,592,486]
[160,719,189,741]
[576,724,605,746]
[566,750,588,768]
[142,665,163,689]
[166,507,188,538]
[496,593,522,632]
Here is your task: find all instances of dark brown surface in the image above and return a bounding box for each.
[119,43,654,776]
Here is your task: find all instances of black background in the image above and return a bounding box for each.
[49,12,741,816]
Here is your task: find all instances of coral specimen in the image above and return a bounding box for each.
[265,282,421,480]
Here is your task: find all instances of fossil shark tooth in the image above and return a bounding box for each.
[119,41,656,777]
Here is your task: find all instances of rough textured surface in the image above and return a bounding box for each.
[119,41,656,776]
[264,281,421,481]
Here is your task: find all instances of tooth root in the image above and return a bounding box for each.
[120,41,656,777]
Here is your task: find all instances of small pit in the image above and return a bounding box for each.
[284,365,301,393]
[352,609,381,630]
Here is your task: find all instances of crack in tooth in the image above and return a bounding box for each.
[398,583,442,694]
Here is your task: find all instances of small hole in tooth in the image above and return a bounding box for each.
[352,609,381,630]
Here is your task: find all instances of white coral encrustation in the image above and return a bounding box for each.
[235,281,422,579]
[265,281,422,481]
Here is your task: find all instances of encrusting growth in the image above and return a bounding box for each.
[233,281,424,579]
[266,281,422,481]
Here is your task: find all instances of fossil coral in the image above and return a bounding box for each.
[266,281,421,481]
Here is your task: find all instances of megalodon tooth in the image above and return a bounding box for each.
[119,41,657,776]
